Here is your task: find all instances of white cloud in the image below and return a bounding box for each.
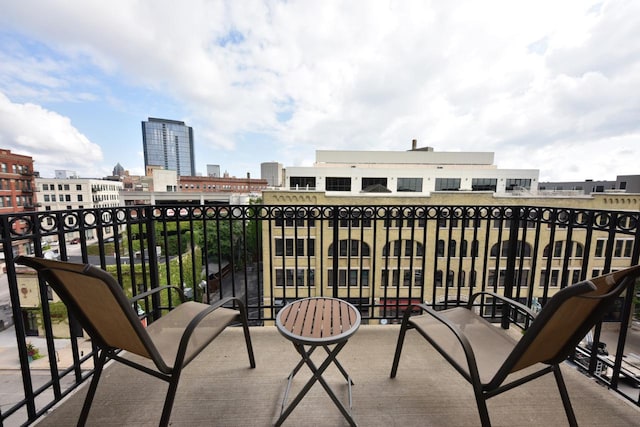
[0,0,638,180]
[0,92,103,177]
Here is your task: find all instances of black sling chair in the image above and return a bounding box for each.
[16,256,256,426]
[390,265,640,426]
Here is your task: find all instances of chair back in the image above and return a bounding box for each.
[501,265,640,378]
[16,256,157,360]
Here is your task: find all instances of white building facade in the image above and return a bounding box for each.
[284,148,539,195]
[36,178,123,211]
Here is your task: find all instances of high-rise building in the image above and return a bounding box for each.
[142,118,195,176]
[207,164,221,177]
[261,162,283,187]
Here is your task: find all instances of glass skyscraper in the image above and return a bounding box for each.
[142,118,195,176]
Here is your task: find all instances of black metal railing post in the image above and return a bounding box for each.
[3,202,640,425]
[501,206,521,329]
[331,207,339,298]
[144,206,162,320]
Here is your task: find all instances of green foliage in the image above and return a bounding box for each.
[154,222,192,256]
[105,246,203,309]
[87,242,117,256]
[47,301,68,323]
[191,208,261,266]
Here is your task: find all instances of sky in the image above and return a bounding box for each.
[0,0,639,182]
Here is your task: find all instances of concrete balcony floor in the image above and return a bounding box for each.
[34,325,639,427]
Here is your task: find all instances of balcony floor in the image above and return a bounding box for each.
[34,325,639,427]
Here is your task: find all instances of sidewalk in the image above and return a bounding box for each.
[0,325,93,370]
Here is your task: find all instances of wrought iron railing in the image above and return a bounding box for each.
[1,203,639,424]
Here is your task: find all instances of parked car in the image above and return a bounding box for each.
[70,238,81,244]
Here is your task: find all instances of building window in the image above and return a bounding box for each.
[77,195,83,202]
[505,179,532,191]
[76,184,82,190]
[275,238,314,257]
[540,269,560,287]
[328,269,369,287]
[382,240,423,257]
[614,239,634,258]
[381,270,400,287]
[361,177,388,191]
[397,178,423,192]
[435,270,454,287]
[275,269,295,287]
[435,178,461,191]
[326,177,351,191]
[329,239,370,257]
[289,176,315,189]
[471,178,497,191]
[276,268,316,287]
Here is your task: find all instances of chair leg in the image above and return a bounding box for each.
[240,310,256,368]
[390,315,410,378]
[78,349,108,426]
[553,364,578,427]
[472,383,491,427]
[159,368,182,427]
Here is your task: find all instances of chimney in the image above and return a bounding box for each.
[411,139,417,150]
[247,172,251,179]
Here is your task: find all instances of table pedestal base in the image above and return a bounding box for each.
[275,342,357,426]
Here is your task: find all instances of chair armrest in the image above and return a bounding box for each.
[468,291,536,325]
[130,285,186,304]
[174,296,248,368]
[402,303,480,381]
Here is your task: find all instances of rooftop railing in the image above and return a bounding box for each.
[1,203,639,425]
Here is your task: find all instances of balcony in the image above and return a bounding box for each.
[7,326,637,427]
[1,203,640,425]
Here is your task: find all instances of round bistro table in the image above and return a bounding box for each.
[275,297,361,426]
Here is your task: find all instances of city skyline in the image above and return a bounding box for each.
[0,1,639,181]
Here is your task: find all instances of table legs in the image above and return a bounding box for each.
[275,342,357,426]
